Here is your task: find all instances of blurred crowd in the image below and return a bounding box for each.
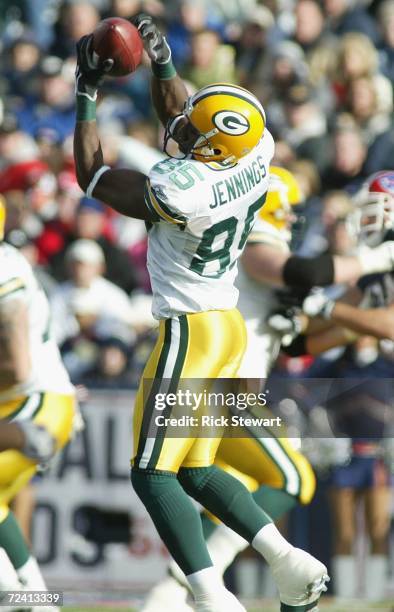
[1,0,394,387]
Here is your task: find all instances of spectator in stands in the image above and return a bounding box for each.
[378,0,394,82]
[79,336,134,389]
[259,41,310,130]
[323,0,380,45]
[45,196,139,293]
[334,33,392,116]
[15,55,75,142]
[282,84,330,174]
[294,0,337,94]
[106,0,164,19]
[346,76,392,144]
[321,190,356,256]
[108,0,141,19]
[364,122,394,175]
[235,6,274,87]
[50,1,100,59]
[288,159,321,201]
[167,0,217,68]
[0,114,39,167]
[50,239,135,348]
[322,120,368,192]
[295,0,327,54]
[183,28,237,89]
[2,33,41,100]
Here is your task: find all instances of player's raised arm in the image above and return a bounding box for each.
[133,14,188,126]
[73,35,151,220]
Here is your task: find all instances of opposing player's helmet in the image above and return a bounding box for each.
[164,83,266,163]
[0,196,5,241]
[259,166,303,231]
[352,170,394,246]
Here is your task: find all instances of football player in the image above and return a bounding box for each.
[300,170,394,348]
[143,167,394,610]
[295,171,394,601]
[73,14,329,612]
[0,198,76,607]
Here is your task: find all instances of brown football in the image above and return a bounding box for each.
[92,17,143,77]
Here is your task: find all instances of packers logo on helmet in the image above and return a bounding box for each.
[212,111,250,136]
[164,83,266,164]
[260,167,303,232]
[0,196,5,241]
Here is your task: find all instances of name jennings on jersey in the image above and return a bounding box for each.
[144,131,275,319]
[209,154,267,209]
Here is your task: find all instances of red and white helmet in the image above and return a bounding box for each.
[353,171,394,246]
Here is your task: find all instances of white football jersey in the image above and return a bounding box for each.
[145,130,274,319]
[236,216,290,378]
[0,243,74,402]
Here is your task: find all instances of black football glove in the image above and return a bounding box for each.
[75,34,114,100]
[132,13,171,64]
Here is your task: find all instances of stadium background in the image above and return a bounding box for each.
[0,0,393,609]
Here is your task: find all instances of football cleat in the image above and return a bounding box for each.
[141,576,192,612]
[194,588,246,612]
[270,547,329,612]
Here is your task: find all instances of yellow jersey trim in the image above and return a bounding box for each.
[146,181,184,225]
[0,278,25,300]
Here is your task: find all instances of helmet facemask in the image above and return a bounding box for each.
[353,191,394,247]
[163,99,221,161]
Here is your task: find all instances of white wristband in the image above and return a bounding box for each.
[86,165,110,198]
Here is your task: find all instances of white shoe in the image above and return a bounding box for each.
[271,547,329,611]
[141,576,192,611]
[194,588,246,612]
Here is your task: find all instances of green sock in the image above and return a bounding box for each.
[201,512,217,540]
[0,511,30,569]
[131,469,212,575]
[253,485,297,520]
[178,465,272,543]
[281,602,319,612]
[200,485,296,541]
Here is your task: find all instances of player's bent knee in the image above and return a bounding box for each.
[131,468,180,510]
[178,465,252,520]
[178,466,213,496]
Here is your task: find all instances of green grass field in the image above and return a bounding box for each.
[67,602,394,612]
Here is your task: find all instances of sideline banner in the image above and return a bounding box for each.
[33,391,169,591]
